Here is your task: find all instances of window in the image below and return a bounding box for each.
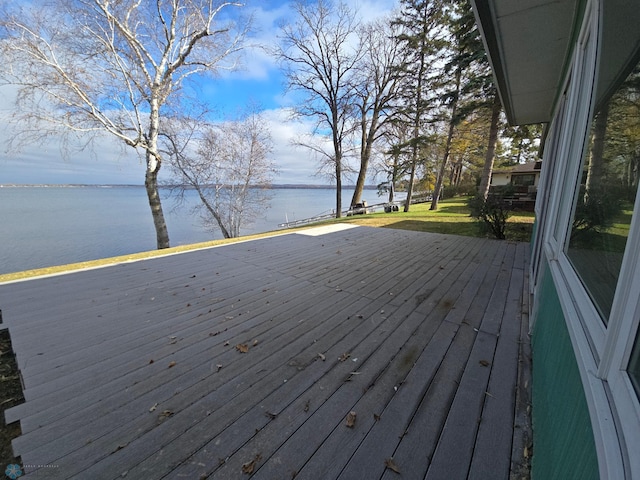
[566,60,640,322]
[512,174,536,187]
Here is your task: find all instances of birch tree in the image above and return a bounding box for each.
[169,109,276,239]
[0,0,248,249]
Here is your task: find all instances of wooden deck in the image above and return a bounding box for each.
[0,225,531,479]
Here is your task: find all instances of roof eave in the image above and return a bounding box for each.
[470,0,580,126]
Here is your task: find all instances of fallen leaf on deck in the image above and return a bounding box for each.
[317,353,326,361]
[216,364,223,372]
[242,454,262,474]
[253,339,259,346]
[338,353,351,362]
[149,403,158,412]
[479,360,490,367]
[373,413,381,421]
[224,341,230,346]
[236,344,249,353]
[384,458,400,474]
[158,410,174,420]
[168,361,176,368]
[345,411,357,428]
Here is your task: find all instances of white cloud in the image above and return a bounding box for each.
[260,108,323,184]
[0,83,322,185]
[0,0,398,186]
[350,0,398,22]
[0,85,146,185]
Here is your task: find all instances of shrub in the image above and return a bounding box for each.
[468,189,514,240]
[571,185,623,240]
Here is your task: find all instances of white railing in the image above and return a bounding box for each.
[277,194,431,229]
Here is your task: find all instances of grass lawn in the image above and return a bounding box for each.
[341,197,535,242]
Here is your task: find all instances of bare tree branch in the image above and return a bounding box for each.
[275,0,362,217]
[0,0,249,248]
[167,106,277,239]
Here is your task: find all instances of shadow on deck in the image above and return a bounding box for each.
[0,225,531,479]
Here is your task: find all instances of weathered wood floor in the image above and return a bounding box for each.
[1,225,531,479]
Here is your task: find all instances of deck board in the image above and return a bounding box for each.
[0,226,531,479]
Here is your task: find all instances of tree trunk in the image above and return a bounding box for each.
[389,156,399,203]
[585,102,610,201]
[145,94,170,249]
[431,68,461,211]
[351,156,368,208]
[351,109,378,207]
[478,94,502,200]
[404,156,417,212]
[430,117,456,210]
[145,166,170,249]
[335,154,342,218]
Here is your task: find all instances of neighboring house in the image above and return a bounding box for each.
[490,161,542,210]
[472,1,640,479]
[490,161,542,188]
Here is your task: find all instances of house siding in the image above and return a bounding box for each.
[531,263,599,480]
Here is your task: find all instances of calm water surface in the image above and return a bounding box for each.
[0,186,386,274]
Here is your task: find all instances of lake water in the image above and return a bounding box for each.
[0,185,391,274]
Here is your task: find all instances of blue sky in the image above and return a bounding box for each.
[0,0,397,185]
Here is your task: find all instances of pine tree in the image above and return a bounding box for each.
[392,0,449,212]
[431,0,500,208]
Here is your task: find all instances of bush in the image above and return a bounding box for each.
[441,184,476,199]
[571,185,623,240]
[468,190,513,240]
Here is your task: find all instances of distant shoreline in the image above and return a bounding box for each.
[0,183,382,190]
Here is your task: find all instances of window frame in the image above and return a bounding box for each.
[543,0,608,353]
[598,186,640,475]
[537,1,637,477]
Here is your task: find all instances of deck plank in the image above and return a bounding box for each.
[246,237,492,480]
[0,226,531,479]
[425,243,518,478]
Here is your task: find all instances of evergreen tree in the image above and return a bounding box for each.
[435,0,502,203]
[392,0,449,212]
